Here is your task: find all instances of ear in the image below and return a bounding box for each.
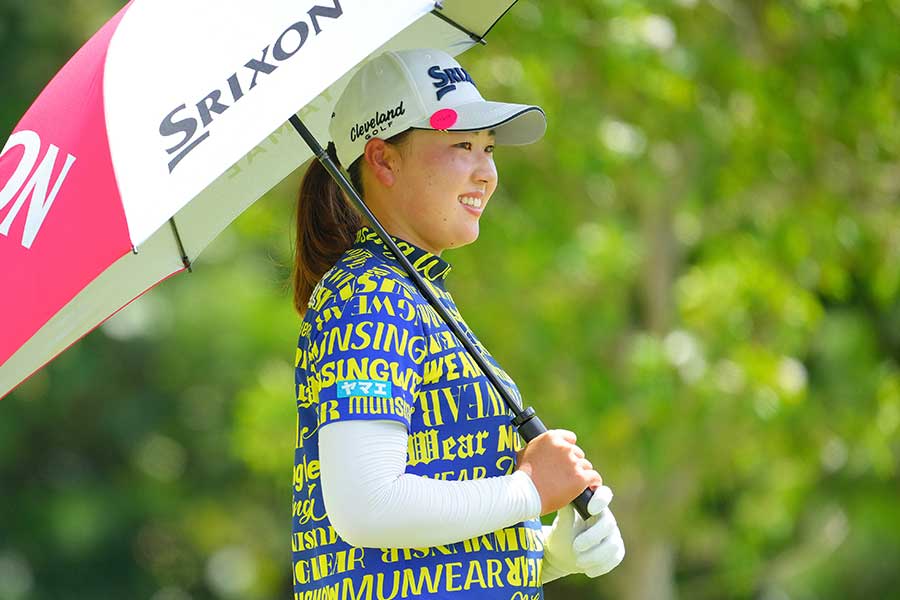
[362,138,402,187]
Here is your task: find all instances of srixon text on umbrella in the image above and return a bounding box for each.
[160,1,343,173]
[0,130,75,250]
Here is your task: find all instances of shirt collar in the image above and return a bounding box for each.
[354,226,452,289]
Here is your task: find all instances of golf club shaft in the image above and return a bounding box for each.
[289,115,594,520]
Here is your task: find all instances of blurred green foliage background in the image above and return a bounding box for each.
[2,1,900,598]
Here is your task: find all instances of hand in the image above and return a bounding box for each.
[541,485,625,583]
[515,430,603,515]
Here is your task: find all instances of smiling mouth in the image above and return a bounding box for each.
[458,195,483,209]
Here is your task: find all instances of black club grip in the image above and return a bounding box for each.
[511,407,595,521]
[572,487,594,521]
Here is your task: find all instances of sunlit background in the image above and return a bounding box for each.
[2,1,899,598]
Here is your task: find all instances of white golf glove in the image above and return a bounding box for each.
[541,486,625,583]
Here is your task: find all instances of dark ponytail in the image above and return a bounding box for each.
[293,142,363,315]
[292,131,412,315]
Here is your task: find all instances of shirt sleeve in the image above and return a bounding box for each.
[310,283,426,431]
[319,419,542,549]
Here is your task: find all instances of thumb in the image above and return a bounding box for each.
[587,486,614,516]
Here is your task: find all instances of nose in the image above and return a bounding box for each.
[473,150,498,189]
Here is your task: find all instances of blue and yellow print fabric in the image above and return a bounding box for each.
[292,227,544,600]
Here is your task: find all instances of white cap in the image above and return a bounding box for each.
[329,48,547,168]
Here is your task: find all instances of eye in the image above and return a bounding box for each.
[455,141,473,150]
[485,145,495,153]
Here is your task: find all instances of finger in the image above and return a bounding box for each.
[555,429,577,444]
[581,469,603,488]
[572,510,617,553]
[587,486,613,516]
[583,535,625,577]
[578,459,594,472]
[576,532,624,574]
[576,539,618,572]
[571,446,585,459]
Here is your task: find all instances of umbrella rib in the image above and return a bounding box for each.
[168,217,192,273]
[480,0,521,41]
[430,6,488,46]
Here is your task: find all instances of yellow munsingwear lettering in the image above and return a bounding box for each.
[496,454,516,475]
[415,302,443,328]
[293,488,328,526]
[309,285,334,312]
[497,424,526,453]
[291,525,339,552]
[401,565,441,596]
[462,533,495,553]
[323,555,544,597]
[293,454,321,491]
[503,556,543,588]
[340,575,370,600]
[423,465,488,481]
[296,421,319,450]
[463,559,487,590]
[379,545,459,564]
[445,562,463,592]
[342,249,371,271]
[316,304,345,330]
[296,347,306,368]
[417,386,460,426]
[417,382,506,426]
[325,266,356,285]
[422,350,481,384]
[312,322,426,366]
[487,526,544,554]
[494,528,520,553]
[299,582,339,600]
[297,382,313,408]
[486,559,504,589]
[348,396,414,422]
[353,294,419,323]
[317,358,421,391]
[293,548,366,586]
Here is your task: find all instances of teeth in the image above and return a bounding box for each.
[458,196,483,208]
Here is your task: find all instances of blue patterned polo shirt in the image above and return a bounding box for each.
[292,227,543,600]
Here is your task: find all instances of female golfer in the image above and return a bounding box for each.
[291,49,624,599]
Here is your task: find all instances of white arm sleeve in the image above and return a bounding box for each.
[318,419,542,549]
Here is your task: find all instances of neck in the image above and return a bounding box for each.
[364,188,442,256]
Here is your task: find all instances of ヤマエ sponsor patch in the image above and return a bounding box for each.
[336,379,392,398]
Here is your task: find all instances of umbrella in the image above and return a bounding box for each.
[1,0,491,396]
[0,0,594,517]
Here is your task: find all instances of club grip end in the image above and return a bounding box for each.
[512,407,547,442]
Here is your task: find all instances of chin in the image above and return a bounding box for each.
[458,225,481,248]
[443,224,480,251]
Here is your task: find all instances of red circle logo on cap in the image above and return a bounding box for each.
[429,108,458,130]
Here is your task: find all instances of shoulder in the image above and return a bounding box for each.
[305,252,423,332]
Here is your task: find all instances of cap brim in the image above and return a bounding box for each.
[411,100,547,145]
